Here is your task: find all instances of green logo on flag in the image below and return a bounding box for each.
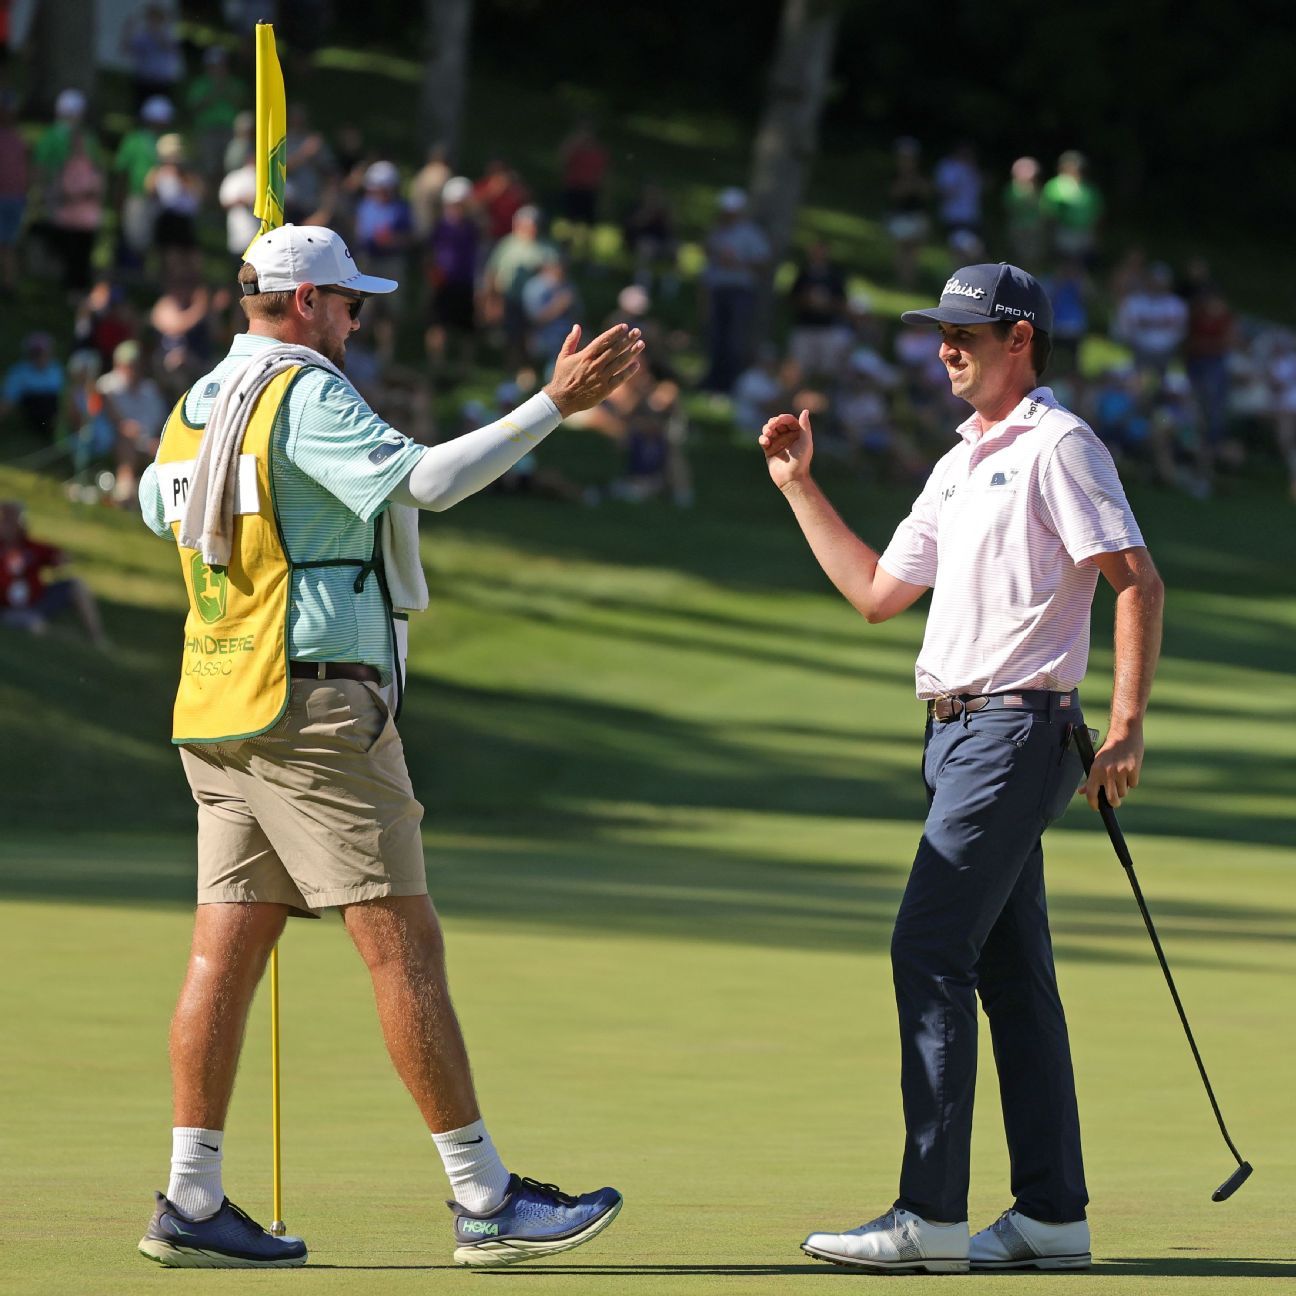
[191,554,229,624]
[268,137,286,223]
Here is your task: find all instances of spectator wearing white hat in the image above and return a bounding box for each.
[424,175,480,382]
[98,338,167,504]
[49,122,106,294]
[148,133,205,280]
[113,95,174,267]
[32,89,103,226]
[701,187,770,393]
[355,161,412,364]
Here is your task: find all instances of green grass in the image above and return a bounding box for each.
[1,444,1293,1294]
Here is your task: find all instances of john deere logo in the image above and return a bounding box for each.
[191,554,228,624]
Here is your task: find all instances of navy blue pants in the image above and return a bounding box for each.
[891,697,1089,1225]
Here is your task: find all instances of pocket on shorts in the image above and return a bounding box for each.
[302,680,390,753]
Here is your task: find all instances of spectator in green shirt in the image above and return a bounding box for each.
[32,90,103,213]
[1041,150,1104,265]
[114,95,173,266]
[185,47,247,179]
[1003,156,1043,268]
[480,206,559,367]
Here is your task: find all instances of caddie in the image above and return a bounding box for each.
[759,263,1164,1273]
[134,224,642,1269]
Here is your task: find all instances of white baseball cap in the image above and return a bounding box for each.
[55,88,86,119]
[141,94,174,125]
[441,175,472,205]
[364,160,399,191]
[242,224,398,296]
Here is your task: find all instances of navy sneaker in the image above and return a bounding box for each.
[138,1191,308,1268]
[450,1174,622,1267]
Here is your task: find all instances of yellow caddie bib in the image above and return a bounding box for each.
[156,368,301,744]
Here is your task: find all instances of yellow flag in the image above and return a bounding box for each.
[245,22,286,252]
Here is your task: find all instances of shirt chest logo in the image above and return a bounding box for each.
[989,469,1020,487]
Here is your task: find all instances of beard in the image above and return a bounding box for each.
[319,338,347,370]
[309,325,348,370]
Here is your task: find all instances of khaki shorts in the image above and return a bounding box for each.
[180,679,427,916]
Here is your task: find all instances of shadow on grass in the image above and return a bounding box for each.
[326,1258,1296,1277]
[1097,1256,1296,1278]
[469,1264,850,1275]
[2,822,1289,972]
[313,1263,844,1276]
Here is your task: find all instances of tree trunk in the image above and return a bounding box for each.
[420,0,474,162]
[747,0,839,336]
[23,0,98,117]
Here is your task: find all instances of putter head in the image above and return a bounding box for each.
[1211,1162,1253,1202]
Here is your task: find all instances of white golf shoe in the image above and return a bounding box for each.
[801,1207,970,1273]
[969,1209,1091,1270]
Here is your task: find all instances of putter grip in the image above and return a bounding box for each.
[1071,721,1096,766]
[1070,725,1134,869]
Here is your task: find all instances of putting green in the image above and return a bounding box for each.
[2,814,1291,1296]
[1,459,1292,1293]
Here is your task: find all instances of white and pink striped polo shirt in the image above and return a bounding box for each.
[879,387,1144,699]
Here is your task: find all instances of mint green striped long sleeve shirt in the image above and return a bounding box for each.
[139,333,427,682]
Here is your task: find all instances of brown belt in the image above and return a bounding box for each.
[289,660,380,684]
[927,689,1078,723]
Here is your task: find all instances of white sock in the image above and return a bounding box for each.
[431,1120,510,1214]
[167,1127,225,1220]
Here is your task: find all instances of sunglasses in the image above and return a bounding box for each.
[318,286,365,320]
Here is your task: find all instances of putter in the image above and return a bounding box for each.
[1072,725,1252,1202]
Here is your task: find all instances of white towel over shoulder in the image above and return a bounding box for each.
[176,341,428,614]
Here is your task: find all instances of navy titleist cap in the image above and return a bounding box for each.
[901,262,1053,334]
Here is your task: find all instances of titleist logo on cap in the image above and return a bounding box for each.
[943,277,986,300]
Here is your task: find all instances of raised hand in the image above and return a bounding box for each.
[758,409,815,490]
[543,324,645,417]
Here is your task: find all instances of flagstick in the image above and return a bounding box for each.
[269,942,285,1235]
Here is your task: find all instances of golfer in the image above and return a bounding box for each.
[134,224,642,1269]
[759,263,1163,1273]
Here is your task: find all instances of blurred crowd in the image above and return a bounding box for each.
[2,6,1294,646]
[722,141,1296,500]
